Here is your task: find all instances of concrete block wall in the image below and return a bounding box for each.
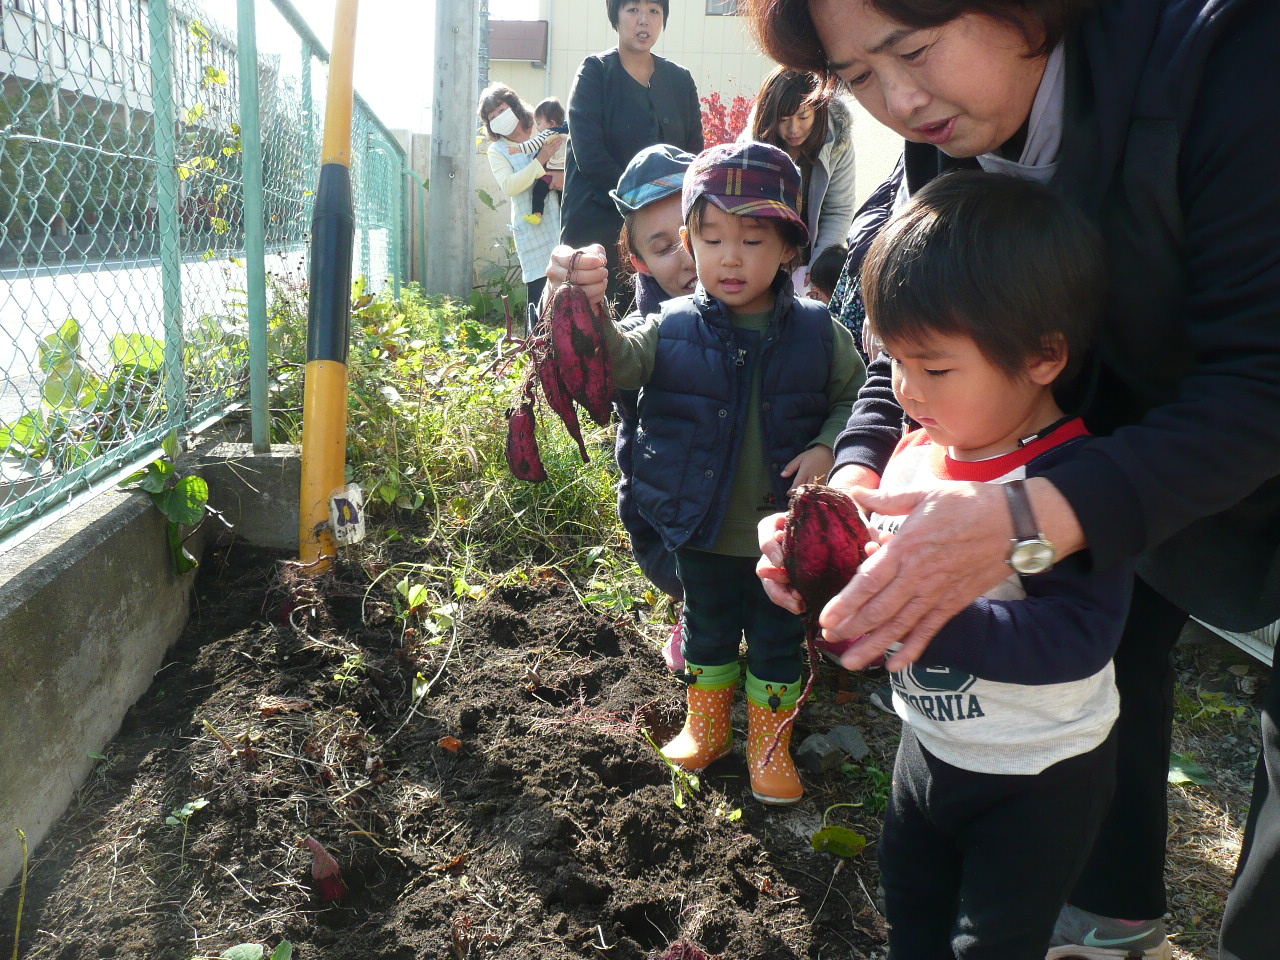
[0,441,301,890]
[0,489,196,890]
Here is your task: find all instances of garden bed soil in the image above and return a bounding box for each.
[0,542,1267,959]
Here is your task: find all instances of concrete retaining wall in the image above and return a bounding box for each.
[0,488,195,890]
[0,441,301,890]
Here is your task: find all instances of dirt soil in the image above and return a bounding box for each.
[0,542,1269,960]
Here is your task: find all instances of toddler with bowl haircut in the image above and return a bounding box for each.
[602,141,866,804]
[855,170,1134,959]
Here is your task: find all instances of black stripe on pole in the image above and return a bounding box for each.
[306,162,355,364]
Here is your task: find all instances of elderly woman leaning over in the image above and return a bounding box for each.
[745,0,1280,958]
[478,83,567,310]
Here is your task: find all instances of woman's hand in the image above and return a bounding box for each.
[816,478,1085,672]
[536,133,567,166]
[545,244,608,308]
[549,170,565,191]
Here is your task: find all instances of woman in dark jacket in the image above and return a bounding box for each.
[745,1,1280,958]
[560,0,703,308]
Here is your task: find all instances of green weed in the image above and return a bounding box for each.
[165,797,209,869]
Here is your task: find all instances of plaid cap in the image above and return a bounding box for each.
[682,141,808,245]
[609,144,695,214]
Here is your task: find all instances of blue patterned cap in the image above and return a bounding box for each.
[609,143,695,214]
[682,141,808,245]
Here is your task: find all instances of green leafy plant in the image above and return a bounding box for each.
[120,433,213,574]
[1169,752,1214,786]
[165,797,209,869]
[840,759,893,815]
[333,653,367,698]
[214,942,293,960]
[645,731,700,808]
[811,803,867,858]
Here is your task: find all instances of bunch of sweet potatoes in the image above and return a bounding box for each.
[505,278,614,482]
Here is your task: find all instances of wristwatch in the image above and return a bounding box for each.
[1003,479,1056,575]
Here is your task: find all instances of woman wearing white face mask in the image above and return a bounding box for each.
[479,84,568,309]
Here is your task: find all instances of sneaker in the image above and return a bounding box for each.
[1046,904,1173,960]
[522,212,543,225]
[662,617,685,672]
[868,685,896,716]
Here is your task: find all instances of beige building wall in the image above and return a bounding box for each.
[477,2,905,285]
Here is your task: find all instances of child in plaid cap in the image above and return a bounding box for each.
[602,140,866,804]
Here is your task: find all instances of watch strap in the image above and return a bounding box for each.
[1003,479,1039,541]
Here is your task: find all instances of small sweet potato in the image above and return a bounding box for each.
[783,484,872,623]
[505,400,547,483]
[762,485,872,764]
[537,357,589,462]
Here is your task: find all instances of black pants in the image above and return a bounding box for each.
[675,549,803,683]
[1220,665,1280,960]
[530,177,560,218]
[1069,577,1187,919]
[881,727,1117,960]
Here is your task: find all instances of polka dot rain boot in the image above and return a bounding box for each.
[660,660,739,771]
[745,669,803,805]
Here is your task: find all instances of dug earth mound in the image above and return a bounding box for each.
[0,545,897,959]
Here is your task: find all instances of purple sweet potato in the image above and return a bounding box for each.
[762,485,873,764]
[783,484,872,623]
[505,400,547,483]
[549,280,614,426]
[537,357,589,462]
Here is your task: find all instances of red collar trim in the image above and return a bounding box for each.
[907,418,1089,482]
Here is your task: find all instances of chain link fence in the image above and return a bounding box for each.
[0,0,409,547]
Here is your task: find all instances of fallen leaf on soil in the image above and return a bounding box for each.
[438,736,463,753]
[256,696,313,716]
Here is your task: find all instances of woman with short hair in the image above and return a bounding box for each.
[560,0,703,308]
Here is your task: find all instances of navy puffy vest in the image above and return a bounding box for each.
[632,286,834,551]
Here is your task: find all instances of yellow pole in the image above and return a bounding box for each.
[299,0,358,571]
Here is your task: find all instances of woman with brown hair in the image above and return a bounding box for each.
[478,83,567,310]
[745,1,1280,958]
[746,67,856,295]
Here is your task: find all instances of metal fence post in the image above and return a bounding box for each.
[404,167,428,286]
[237,0,270,452]
[148,0,185,435]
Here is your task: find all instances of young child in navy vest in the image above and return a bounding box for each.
[602,141,866,804]
[853,171,1134,959]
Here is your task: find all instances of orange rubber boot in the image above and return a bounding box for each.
[745,670,803,805]
[660,661,739,771]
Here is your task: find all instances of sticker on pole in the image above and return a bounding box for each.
[330,484,366,545]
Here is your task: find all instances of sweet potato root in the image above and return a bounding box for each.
[549,281,614,426]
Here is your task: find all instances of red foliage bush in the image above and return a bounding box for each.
[700,91,755,148]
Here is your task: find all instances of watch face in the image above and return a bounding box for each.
[1010,539,1055,575]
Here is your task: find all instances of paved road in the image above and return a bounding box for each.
[0,247,307,425]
